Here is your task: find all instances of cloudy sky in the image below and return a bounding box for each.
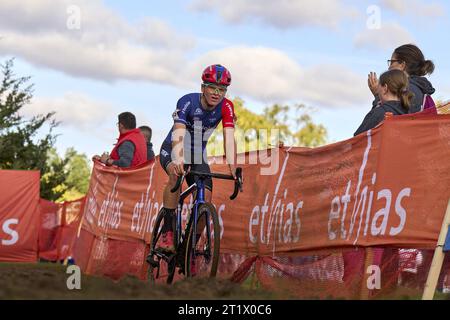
[1,0,449,158]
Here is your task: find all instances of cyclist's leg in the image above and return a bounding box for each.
[158,143,181,251]
[200,162,213,203]
[162,164,181,209]
[161,142,181,209]
[201,149,213,203]
[186,147,213,200]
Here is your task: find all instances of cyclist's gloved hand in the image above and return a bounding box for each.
[228,164,237,179]
[170,159,185,176]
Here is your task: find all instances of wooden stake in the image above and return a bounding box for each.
[422,199,450,300]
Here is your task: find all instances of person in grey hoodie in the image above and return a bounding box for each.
[355,69,414,136]
[368,44,435,114]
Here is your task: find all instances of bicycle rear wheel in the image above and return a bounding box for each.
[184,203,220,278]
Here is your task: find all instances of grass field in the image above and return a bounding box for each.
[1,262,448,300]
[0,262,278,300]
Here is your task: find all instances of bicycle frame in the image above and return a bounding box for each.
[175,177,211,261]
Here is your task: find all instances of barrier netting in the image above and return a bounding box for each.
[38,199,84,262]
[72,228,149,281]
[228,249,450,299]
[72,228,450,299]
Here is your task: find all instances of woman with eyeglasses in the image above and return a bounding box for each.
[368,44,435,114]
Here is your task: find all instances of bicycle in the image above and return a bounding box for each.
[146,167,243,284]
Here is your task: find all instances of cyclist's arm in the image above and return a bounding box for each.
[171,122,186,174]
[222,99,237,178]
[223,127,237,177]
[170,96,191,175]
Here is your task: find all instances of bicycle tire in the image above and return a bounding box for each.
[184,203,220,279]
[166,256,177,284]
[146,208,165,283]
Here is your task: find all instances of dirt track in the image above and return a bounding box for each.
[0,263,277,300]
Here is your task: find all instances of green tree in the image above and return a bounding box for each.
[206,97,328,156]
[62,148,91,201]
[41,148,91,202]
[0,58,58,196]
[0,58,90,201]
[40,148,70,201]
[293,113,328,147]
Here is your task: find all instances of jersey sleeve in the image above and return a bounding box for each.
[221,98,236,128]
[172,95,192,125]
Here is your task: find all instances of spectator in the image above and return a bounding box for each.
[368,44,435,114]
[139,125,155,161]
[355,69,413,136]
[94,112,147,168]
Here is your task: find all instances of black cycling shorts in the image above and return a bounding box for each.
[159,142,213,191]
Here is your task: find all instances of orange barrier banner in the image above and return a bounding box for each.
[56,198,85,261]
[38,199,60,261]
[0,170,40,262]
[80,113,450,258]
[39,198,85,262]
[82,159,163,244]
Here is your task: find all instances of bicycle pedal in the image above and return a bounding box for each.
[146,255,159,268]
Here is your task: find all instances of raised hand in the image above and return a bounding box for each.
[368,72,379,97]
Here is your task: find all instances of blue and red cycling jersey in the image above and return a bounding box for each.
[163,93,235,152]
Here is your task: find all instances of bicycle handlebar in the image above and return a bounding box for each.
[170,174,185,193]
[170,167,243,200]
[229,167,243,200]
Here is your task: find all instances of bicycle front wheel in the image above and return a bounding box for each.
[147,208,164,283]
[184,203,220,278]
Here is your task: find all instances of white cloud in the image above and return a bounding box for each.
[190,0,359,30]
[0,1,369,109]
[380,0,445,18]
[297,64,368,108]
[0,0,195,85]
[354,22,415,51]
[190,46,302,102]
[0,32,187,84]
[190,46,367,108]
[23,92,118,130]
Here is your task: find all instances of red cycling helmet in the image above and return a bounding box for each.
[201,64,232,87]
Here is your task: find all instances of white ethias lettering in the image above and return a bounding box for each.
[1,218,19,246]
[97,176,123,230]
[249,189,302,246]
[328,184,412,242]
[328,131,412,244]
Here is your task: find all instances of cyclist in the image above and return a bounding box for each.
[157,64,237,252]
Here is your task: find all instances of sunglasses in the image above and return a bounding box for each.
[203,83,227,95]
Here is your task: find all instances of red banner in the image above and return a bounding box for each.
[38,198,60,261]
[38,198,85,262]
[80,113,450,256]
[0,170,40,262]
